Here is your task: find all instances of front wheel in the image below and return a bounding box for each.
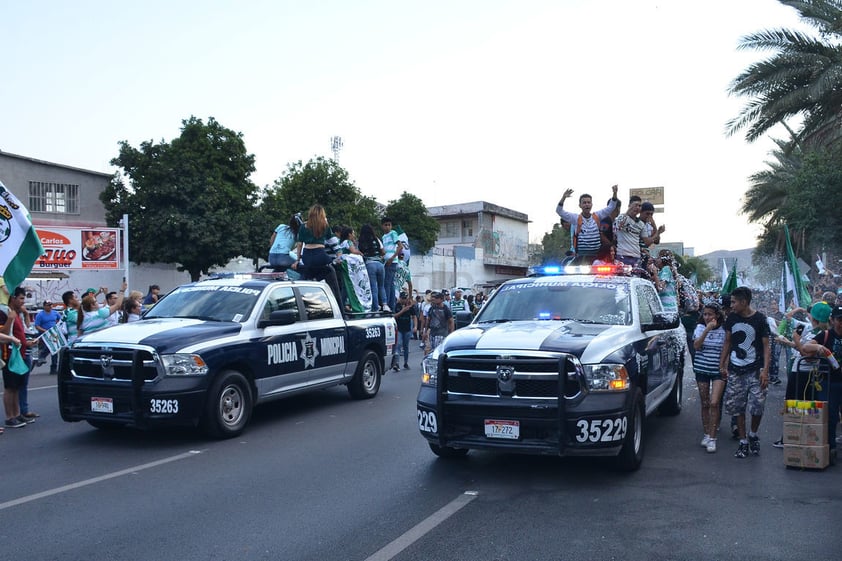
[347,350,382,399]
[615,389,644,471]
[202,371,253,438]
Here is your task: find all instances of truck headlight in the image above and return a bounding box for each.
[421,353,440,387]
[582,363,629,391]
[161,354,208,376]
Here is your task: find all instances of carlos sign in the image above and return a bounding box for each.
[33,227,119,270]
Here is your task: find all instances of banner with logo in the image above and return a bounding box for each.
[33,227,120,270]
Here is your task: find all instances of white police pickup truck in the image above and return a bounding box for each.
[417,264,686,470]
[58,274,396,437]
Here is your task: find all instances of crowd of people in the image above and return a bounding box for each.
[557,186,841,463]
[0,278,148,432]
[268,205,413,316]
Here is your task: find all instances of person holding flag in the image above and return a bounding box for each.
[33,300,61,374]
[0,180,45,293]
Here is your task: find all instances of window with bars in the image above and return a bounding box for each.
[28,181,80,214]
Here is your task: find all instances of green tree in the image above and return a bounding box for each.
[538,223,573,264]
[262,157,379,232]
[677,255,714,285]
[383,192,439,254]
[103,116,259,281]
[727,0,842,144]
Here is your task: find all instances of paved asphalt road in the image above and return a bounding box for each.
[1,343,839,561]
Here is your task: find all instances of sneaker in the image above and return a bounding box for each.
[706,438,717,453]
[403,363,410,370]
[748,435,760,455]
[772,438,784,449]
[734,442,749,458]
[700,435,711,448]
[17,415,35,425]
[419,343,425,349]
[22,411,40,419]
[769,377,782,386]
[381,305,392,313]
[5,417,27,429]
[392,364,399,372]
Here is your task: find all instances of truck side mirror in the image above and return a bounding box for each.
[258,309,299,328]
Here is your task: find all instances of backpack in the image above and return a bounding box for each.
[676,273,699,313]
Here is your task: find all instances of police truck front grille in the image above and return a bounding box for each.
[69,347,159,382]
[443,352,583,399]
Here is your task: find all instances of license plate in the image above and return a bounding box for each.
[484,419,519,439]
[91,397,113,414]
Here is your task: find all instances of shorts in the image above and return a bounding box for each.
[724,368,767,417]
[2,366,27,390]
[694,370,725,383]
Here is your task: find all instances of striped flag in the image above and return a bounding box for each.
[0,180,45,290]
[38,323,68,356]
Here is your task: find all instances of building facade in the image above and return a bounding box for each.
[409,201,530,295]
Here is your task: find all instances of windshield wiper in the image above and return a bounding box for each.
[171,315,225,322]
[476,318,510,324]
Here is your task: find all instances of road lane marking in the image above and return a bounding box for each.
[0,450,202,511]
[364,491,478,561]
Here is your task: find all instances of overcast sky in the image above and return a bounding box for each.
[1,0,805,255]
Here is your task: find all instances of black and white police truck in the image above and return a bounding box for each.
[58,274,396,437]
[416,264,686,470]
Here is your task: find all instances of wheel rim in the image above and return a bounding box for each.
[632,405,642,454]
[361,359,378,391]
[218,384,245,428]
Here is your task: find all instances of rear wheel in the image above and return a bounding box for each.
[347,350,382,399]
[202,371,252,438]
[429,442,469,458]
[616,389,644,471]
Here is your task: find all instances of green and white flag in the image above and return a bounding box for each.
[38,323,68,356]
[0,180,45,290]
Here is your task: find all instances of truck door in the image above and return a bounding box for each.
[259,286,312,395]
[296,285,349,384]
[635,284,670,403]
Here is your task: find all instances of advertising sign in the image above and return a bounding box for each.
[629,186,665,205]
[33,227,120,270]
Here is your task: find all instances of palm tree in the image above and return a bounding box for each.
[727,0,842,145]
[740,137,802,225]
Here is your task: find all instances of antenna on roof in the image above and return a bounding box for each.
[330,136,343,162]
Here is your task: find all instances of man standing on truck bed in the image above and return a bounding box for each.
[556,184,619,265]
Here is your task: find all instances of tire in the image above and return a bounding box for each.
[615,389,644,471]
[658,371,683,416]
[87,420,126,430]
[429,442,469,458]
[347,350,382,399]
[202,371,253,438]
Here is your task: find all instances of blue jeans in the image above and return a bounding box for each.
[397,330,411,365]
[18,354,32,414]
[365,259,386,311]
[384,262,397,310]
[828,379,841,452]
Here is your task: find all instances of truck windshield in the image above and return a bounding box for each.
[144,285,261,323]
[475,281,631,326]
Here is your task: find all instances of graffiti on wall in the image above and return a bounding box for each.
[479,229,528,266]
